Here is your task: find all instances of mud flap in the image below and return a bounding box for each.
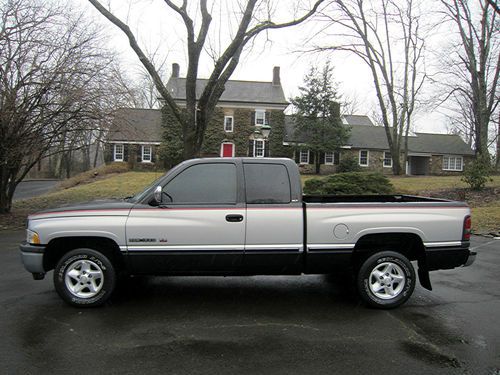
[417,264,432,291]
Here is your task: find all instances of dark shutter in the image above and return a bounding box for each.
[334,152,340,165]
[294,150,300,163]
[137,145,142,163]
[309,150,315,165]
[151,146,156,163]
[251,111,256,126]
[104,144,112,163]
[248,140,255,157]
[264,111,270,125]
[319,152,325,165]
[264,140,270,157]
[123,144,129,162]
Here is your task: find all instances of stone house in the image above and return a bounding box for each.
[106,65,474,175]
[284,115,475,175]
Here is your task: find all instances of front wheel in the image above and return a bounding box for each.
[357,251,415,309]
[54,248,116,307]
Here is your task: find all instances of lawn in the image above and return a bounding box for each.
[3,171,499,233]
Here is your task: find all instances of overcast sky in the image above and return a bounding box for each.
[81,0,454,134]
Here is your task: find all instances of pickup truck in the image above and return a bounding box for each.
[20,158,475,308]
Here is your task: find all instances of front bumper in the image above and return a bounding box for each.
[19,241,46,274]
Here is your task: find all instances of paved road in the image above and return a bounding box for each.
[1,231,499,374]
[13,180,59,201]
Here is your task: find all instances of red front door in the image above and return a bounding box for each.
[222,143,234,157]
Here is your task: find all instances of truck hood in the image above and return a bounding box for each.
[28,199,135,220]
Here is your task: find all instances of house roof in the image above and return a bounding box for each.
[167,77,289,105]
[343,115,374,126]
[284,116,474,156]
[107,108,162,143]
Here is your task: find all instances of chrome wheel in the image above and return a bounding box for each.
[64,259,104,298]
[368,262,406,300]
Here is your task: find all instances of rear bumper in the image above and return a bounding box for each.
[425,242,474,271]
[19,241,46,274]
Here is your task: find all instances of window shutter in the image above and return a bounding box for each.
[264,140,270,157]
[294,150,300,163]
[104,144,112,163]
[137,146,142,163]
[248,140,255,156]
[251,111,256,126]
[264,111,270,125]
[309,151,315,165]
[123,144,129,162]
[334,152,340,165]
[151,146,156,163]
[319,152,325,164]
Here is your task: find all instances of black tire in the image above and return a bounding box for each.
[357,251,415,309]
[54,248,116,307]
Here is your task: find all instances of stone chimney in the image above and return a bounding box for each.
[172,63,180,78]
[272,66,280,86]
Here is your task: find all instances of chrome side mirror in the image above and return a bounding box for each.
[153,186,162,204]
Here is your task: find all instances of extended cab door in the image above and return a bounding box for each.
[243,161,304,274]
[126,161,245,274]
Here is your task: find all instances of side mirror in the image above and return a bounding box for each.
[153,186,162,205]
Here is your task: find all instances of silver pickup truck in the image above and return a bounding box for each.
[20,158,475,308]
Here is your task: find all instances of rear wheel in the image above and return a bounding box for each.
[357,251,415,309]
[54,248,116,307]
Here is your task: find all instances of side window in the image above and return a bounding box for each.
[244,164,291,204]
[164,163,237,204]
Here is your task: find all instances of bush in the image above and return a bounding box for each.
[304,172,394,195]
[462,154,493,190]
[337,155,361,173]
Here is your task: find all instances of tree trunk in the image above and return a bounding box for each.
[496,120,500,171]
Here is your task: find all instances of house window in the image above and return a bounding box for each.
[254,140,264,157]
[359,150,369,166]
[324,152,335,165]
[224,116,233,132]
[443,156,463,171]
[142,145,152,163]
[113,144,124,162]
[255,110,266,126]
[383,152,392,167]
[299,150,310,164]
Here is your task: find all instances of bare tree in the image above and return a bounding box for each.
[439,0,499,160]
[0,0,119,212]
[311,0,427,175]
[88,0,324,160]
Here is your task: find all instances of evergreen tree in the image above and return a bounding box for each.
[291,64,350,174]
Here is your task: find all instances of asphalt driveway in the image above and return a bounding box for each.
[13,180,59,201]
[1,231,499,374]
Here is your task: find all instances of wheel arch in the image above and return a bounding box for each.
[44,236,124,272]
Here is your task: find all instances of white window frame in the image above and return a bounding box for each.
[324,151,335,165]
[299,150,310,164]
[113,144,124,162]
[141,145,152,163]
[224,116,234,132]
[255,109,266,126]
[220,142,235,157]
[359,150,369,166]
[443,155,463,171]
[253,139,265,157]
[383,151,392,168]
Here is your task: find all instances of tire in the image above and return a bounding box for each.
[53,248,116,307]
[357,251,415,309]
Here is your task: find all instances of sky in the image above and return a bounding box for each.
[81,0,453,134]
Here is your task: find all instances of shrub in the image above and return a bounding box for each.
[303,172,394,195]
[337,155,361,173]
[462,154,493,190]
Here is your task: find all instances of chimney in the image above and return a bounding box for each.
[172,63,180,78]
[272,66,280,86]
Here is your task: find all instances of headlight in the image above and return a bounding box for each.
[26,229,40,245]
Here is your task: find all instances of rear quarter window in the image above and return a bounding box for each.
[244,163,291,204]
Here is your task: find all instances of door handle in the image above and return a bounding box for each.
[226,214,244,222]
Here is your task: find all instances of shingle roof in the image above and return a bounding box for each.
[108,108,162,143]
[284,116,474,156]
[343,115,374,126]
[167,77,289,105]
